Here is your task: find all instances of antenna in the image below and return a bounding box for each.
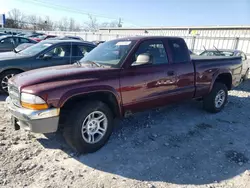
[213,45,222,55]
[203,45,207,52]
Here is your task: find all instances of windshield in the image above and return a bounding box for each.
[19,42,52,56]
[79,39,136,67]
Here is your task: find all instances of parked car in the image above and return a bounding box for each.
[6,36,242,154]
[0,40,96,93]
[14,43,35,53]
[65,35,83,40]
[0,32,6,36]
[31,35,57,42]
[24,33,45,38]
[0,35,37,53]
[16,33,27,37]
[200,49,250,80]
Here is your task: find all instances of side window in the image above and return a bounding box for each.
[167,39,190,63]
[12,37,19,44]
[72,45,94,57]
[1,37,12,44]
[45,45,71,58]
[133,40,168,65]
[19,38,29,43]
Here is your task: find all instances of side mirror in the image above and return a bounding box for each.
[132,53,152,66]
[42,53,53,60]
[0,40,4,44]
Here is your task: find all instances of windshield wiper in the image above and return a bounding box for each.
[85,60,102,67]
[74,60,81,66]
[89,61,101,67]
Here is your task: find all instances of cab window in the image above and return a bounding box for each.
[133,40,168,65]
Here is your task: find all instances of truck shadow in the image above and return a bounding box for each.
[0,94,7,101]
[38,92,250,185]
[234,79,250,92]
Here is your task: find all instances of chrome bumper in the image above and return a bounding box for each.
[6,97,60,133]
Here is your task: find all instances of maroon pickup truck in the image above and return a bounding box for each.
[6,36,242,153]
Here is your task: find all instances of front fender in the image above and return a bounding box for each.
[57,85,123,116]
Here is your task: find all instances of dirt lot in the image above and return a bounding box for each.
[1,80,250,188]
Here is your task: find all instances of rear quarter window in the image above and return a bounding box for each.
[167,39,190,63]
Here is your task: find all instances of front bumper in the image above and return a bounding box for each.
[6,97,60,133]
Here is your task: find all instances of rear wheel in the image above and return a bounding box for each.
[203,82,228,113]
[63,101,114,154]
[0,70,22,94]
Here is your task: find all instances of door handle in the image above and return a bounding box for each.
[167,70,175,76]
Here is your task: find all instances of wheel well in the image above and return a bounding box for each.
[215,73,232,90]
[59,92,120,126]
[1,68,23,75]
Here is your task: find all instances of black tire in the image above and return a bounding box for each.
[0,70,22,94]
[203,82,228,113]
[243,69,249,81]
[63,101,114,154]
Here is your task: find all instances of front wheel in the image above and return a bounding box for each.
[203,82,228,113]
[0,70,22,94]
[63,101,114,154]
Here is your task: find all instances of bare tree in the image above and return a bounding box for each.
[84,15,99,31]
[69,18,76,31]
[44,16,53,30]
[100,19,122,28]
[56,17,68,31]
[74,23,81,31]
[5,18,18,28]
[62,17,69,31]
[27,15,37,30]
[7,9,27,28]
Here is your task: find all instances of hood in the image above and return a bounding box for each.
[0,52,30,61]
[10,64,114,89]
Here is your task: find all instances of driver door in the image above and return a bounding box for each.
[32,44,72,69]
[120,39,178,112]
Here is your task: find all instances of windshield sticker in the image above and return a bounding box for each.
[116,41,131,46]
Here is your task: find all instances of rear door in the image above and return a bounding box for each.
[120,39,178,112]
[32,44,72,69]
[71,44,95,63]
[165,38,195,100]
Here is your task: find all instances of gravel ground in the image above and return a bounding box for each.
[1,80,250,188]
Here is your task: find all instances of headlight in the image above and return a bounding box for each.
[21,93,49,110]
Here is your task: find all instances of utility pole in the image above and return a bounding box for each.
[118,18,122,27]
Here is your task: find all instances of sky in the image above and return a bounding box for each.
[0,0,250,27]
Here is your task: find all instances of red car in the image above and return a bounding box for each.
[31,35,57,42]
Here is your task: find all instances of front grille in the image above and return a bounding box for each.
[8,84,21,107]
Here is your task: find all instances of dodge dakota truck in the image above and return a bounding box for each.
[6,36,242,153]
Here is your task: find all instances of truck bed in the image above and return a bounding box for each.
[191,55,242,99]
